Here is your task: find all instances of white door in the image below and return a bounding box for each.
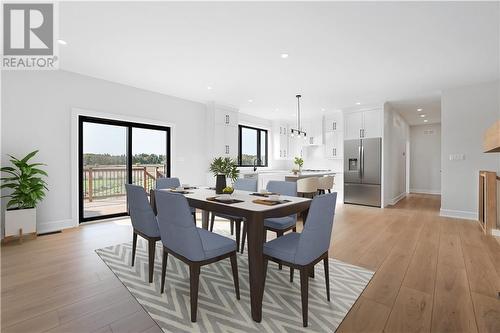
[362,109,382,138]
[344,112,363,140]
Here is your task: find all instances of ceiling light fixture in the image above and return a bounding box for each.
[417,108,423,112]
[424,119,428,123]
[207,86,212,90]
[420,114,426,118]
[321,108,325,112]
[355,102,361,105]
[57,39,67,45]
[280,53,289,59]
[248,99,253,103]
[290,94,307,138]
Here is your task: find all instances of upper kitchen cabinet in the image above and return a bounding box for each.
[214,107,238,127]
[324,112,342,132]
[344,108,382,140]
[273,122,291,159]
[305,118,324,146]
[207,102,239,159]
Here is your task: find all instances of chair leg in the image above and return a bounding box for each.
[328,189,331,193]
[234,220,241,252]
[230,220,234,235]
[240,222,247,254]
[300,267,310,327]
[192,211,197,225]
[230,253,240,300]
[189,263,200,322]
[276,231,284,270]
[161,249,168,293]
[148,238,156,283]
[324,256,330,302]
[131,231,138,266]
[292,227,297,232]
[290,267,294,282]
[209,212,215,232]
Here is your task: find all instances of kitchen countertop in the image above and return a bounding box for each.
[284,170,336,180]
[242,169,336,179]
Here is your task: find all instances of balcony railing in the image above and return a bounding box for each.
[83,165,165,202]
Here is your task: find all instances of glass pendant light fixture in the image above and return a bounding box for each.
[290,94,306,138]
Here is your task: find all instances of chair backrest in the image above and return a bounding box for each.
[294,192,337,265]
[125,184,159,237]
[156,177,181,189]
[154,190,205,261]
[266,180,297,197]
[317,175,335,190]
[297,177,320,194]
[233,178,258,192]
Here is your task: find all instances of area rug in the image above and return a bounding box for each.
[96,234,373,333]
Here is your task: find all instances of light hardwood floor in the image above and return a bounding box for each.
[2,194,499,332]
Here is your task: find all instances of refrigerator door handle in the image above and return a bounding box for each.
[358,145,362,178]
[361,145,364,179]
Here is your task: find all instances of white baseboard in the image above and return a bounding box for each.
[387,192,406,206]
[491,229,500,237]
[37,218,76,234]
[410,188,441,195]
[439,209,478,221]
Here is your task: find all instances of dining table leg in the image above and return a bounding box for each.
[246,212,265,322]
[201,210,209,230]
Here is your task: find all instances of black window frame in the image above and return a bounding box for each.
[78,115,171,223]
[238,124,268,167]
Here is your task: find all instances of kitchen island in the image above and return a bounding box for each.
[284,170,336,182]
[242,169,335,190]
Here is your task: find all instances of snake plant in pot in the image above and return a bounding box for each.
[209,157,239,194]
[1,150,48,239]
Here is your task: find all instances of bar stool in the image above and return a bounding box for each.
[317,175,335,194]
[297,177,319,198]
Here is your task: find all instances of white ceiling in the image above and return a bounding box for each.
[59,1,499,120]
[389,95,441,126]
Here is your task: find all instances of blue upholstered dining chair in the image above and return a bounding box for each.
[156,177,197,223]
[125,184,161,284]
[209,178,257,252]
[262,192,337,327]
[155,190,240,322]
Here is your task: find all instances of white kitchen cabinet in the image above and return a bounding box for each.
[274,123,291,160]
[305,118,323,146]
[214,123,238,158]
[215,108,238,127]
[324,112,342,132]
[362,109,382,138]
[344,108,382,140]
[325,131,343,159]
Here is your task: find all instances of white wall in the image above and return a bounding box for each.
[410,124,441,194]
[441,80,500,221]
[1,70,208,233]
[383,103,410,206]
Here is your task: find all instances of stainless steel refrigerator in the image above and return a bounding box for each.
[344,137,381,207]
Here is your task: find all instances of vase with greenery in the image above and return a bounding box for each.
[209,157,239,194]
[1,150,48,239]
[293,156,304,174]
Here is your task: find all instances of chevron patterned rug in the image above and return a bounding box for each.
[96,231,373,333]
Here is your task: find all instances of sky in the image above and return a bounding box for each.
[83,123,167,155]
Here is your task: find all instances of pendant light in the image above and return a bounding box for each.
[290,94,306,138]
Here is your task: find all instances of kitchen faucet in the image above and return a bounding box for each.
[253,158,259,172]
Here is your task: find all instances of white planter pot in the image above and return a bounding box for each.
[5,208,37,237]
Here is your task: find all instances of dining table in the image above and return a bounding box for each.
[154,187,312,323]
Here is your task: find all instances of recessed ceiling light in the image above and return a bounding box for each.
[417,108,423,112]
[355,102,361,105]
[280,53,289,59]
[424,119,428,123]
[248,99,253,103]
[321,108,325,112]
[57,39,67,45]
[420,114,426,118]
[207,86,212,90]
[275,108,279,111]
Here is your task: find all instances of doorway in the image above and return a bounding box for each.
[78,116,170,222]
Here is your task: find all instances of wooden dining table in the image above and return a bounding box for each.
[156,187,311,323]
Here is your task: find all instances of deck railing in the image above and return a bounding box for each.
[83,165,165,201]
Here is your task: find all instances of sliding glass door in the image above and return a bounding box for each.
[79,116,170,223]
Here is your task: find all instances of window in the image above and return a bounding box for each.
[238,125,268,167]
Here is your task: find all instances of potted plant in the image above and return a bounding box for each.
[293,156,304,174]
[209,157,239,194]
[1,150,48,241]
